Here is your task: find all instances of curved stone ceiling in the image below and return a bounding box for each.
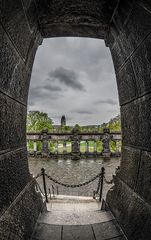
[38,0,118,38]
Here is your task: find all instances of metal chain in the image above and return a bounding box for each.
[45,172,102,188]
[34,173,42,179]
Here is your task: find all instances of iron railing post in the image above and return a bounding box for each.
[99,167,105,202]
[41,168,48,203]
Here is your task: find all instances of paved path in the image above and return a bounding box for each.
[32,196,127,240]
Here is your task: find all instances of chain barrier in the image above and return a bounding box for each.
[45,171,102,188]
[33,168,113,203]
[34,173,42,179]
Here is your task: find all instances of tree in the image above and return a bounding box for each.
[26,111,53,132]
[74,124,82,132]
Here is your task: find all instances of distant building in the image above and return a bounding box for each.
[61,115,66,127]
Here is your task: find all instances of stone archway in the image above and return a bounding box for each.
[0,1,151,239]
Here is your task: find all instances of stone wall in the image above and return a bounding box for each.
[106,1,151,239]
[0,0,43,238]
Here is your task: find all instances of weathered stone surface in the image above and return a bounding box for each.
[0,147,30,212]
[0,180,43,240]
[121,93,151,150]
[21,0,39,33]
[0,93,26,152]
[106,176,151,240]
[0,24,30,103]
[136,150,151,205]
[119,146,140,189]
[92,221,122,240]
[116,60,137,105]
[32,224,62,240]
[62,225,95,240]
[0,0,34,59]
[114,3,151,58]
[40,0,118,38]
[131,34,151,97]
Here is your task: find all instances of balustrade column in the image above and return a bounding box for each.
[41,128,49,156]
[102,128,111,159]
[55,141,58,154]
[33,141,37,153]
[86,141,89,154]
[116,140,121,156]
[27,141,29,152]
[63,141,67,153]
[94,141,97,153]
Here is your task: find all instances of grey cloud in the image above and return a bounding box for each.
[28,86,63,103]
[74,110,94,115]
[43,83,62,92]
[94,99,118,106]
[49,67,85,91]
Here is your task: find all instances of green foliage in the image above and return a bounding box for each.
[74,124,82,132]
[27,111,53,132]
[99,115,121,132]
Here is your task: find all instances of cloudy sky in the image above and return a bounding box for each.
[28,37,119,126]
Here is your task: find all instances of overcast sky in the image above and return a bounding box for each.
[28,37,119,126]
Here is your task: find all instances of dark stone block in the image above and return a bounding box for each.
[0,24,31,103]
[0,147,30,212]
[110,2,151,74]
[92,221,122,240]
[114,3,151,57]
[0,93,26,152]
[119,146,140,189]
[0,180,43,240]
[116,60,137,105]
[106,176,151,240]
[109,34,128,73]
[131,34,151,97]
[136,150,151,205]
[63,225,95,240]
[32,223,61,240]
[121,94,151,150]
[0,0,33,59]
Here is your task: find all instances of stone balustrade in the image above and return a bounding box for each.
[27,128,121,159]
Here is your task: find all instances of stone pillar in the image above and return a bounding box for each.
[41,128,49,157]
[116,140,121,156]
[55,141,58,154]
[63,141,67,154]
[33,141,37,154]
[70,126,81,160]
[94,141,97,153]
[27,141,29,152]
[101,128,111,159]
[86,140,89,154]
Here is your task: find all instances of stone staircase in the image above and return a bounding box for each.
[31,196,127,240]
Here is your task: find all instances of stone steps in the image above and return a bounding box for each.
[32,196,127,240]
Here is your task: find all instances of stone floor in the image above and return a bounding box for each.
[32,196,127,240]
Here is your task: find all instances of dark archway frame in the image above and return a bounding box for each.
[0,1,151,239]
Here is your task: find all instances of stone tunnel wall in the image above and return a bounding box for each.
[0,0,151,239]
[106,1,151,240]
[0,1,43,239]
